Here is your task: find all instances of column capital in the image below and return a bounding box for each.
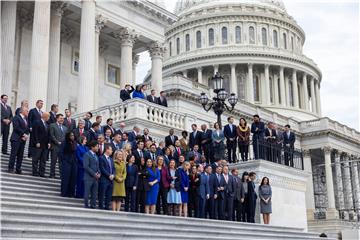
[334,149,343,159]
[51,1,68,17]
[133,53,140,65]
[197,66,203,71]
[113,28,138,47]
[95,14,107,33]
[303,72,307,79]
[230,63,236,68]
[292,68,297,74]
[248,63,253,68]
[279,66,284,71]
[264,64,270,69]
[148,41,166,59]
[323,146,332,155]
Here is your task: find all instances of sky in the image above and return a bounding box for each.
[137,0,360,130]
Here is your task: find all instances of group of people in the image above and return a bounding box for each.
[1,94,275,224]
[120,84,168,107]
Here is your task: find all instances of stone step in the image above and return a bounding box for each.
[1,184,61,196]
[0,173,62,187]
[1,179,60,192]
[1,196,83,208]
[1,190,82,204]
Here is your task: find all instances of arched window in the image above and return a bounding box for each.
[291,36,294,51]
[283,33,287,49]
[261,28,267,45]
[185,34,190,51]
[169,42,172,56]
[238,74,245,100]
[289,81,294,106]
[196,31,201,48]
[273,30,278,47]
[253,76,260,102]
[208,28,214,46]
[222,26,228,44]
[249,26,255,44]
[176,37,180,55]
[235,26,241,44]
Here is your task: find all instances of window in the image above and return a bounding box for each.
[235,26,241,44]
[107,63,120,86]
[196,30,201,48]
[222,27,228,44]
[273,30,278,47]
[72,50,79,74]
[185,34,190,51]
[249,26,255,44]
[254,76,260,102]
[176,37,180,55]
[283,33,287,49]
[261,28,267,45]
[169,42,172,56]
[208,28,214,46]
[291,36,294,51]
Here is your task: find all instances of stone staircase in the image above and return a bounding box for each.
[0,152,331,239]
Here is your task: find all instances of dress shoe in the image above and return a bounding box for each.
[15,170,22,174]
[7,169,14,173]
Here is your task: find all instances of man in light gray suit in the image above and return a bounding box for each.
[83,141,100,208]
[49,114,67,178]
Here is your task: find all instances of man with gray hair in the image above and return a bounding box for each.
[32,112,50,177]
[8,107,30,174]
[73,119,88,143]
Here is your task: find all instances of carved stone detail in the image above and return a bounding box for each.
[95,14,107,33]
[148,41,166,58]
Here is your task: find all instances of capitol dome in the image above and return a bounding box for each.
[163,0,322,121]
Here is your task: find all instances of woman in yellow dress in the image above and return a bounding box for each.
[112,150,127,211]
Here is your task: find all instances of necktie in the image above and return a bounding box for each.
[230,125,232,133]
[68,118,71,126]
[60,125,63,133]
[217,174,220,183]
[99,145,102,155]
[107,157,112,174]
[43,121,47,130]
[3,103,7,110]
[152,153,155,161]
[80,129,83,136]
[139,150,143,158]
[23,117,28,127]
[177,148,180,155]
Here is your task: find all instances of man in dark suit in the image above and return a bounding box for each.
[189,124,202,152]
[86,122,100,144]
[142,128,152,143]
[214,165,225,220]
[173,140,185,164]
[283,124,296,167]
[128,126,141,149]
[146,143,158,162]
[83,141,101,208]
[187,144,201,162]
[1,94,13,154]
[251,114,265,159]
[265,122,278,162]
[224,116,237,163]
[63,109,76,132]
[120,84,134,102]
[99,144,115,210]
[15,100,28,116]
[133,141,145,166]
[49,114,67,178]
[201,124,212,163]
[47,104,58,125]
[115,122,126,136]
[83,112,93,131]
[73,119,88,143]
[32,112,50,177]
[158,91,168,107]
[232,169,245,222]
[207,166,218,219]
[28,100,44,157]
[103,118,115,137]
[8,107,30,174]
[197,164,209,218]
[247,172,258,223]
[222,165,236,221]
[110,133,122,154]
[146,89,159,104]
[165,128,178,147]
[97,134,106,157]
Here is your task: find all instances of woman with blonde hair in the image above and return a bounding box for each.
[179,161,190,217]
[122,143,132,160]
[112,150,127,211]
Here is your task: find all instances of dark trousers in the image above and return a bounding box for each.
[156,186,168,215]
[50,146,61,177]
[99,180,113,210]
[61,159,77,197]
[197,196,206,218]
[125,187,137,212]
[84,179,98,208]
[136,190,146,213]
[32,147,48,176]
[233,199,241,221]
[246,200,256,223]
[215,197,224,220]
[1,123,10,153]
[206,198,215,219]
[28,133,34,157]
[188,190,198,217]
[203,144,212,164]
[239,199,247,222]
[8,140,25,172]
[238,143,249,161]
[224,195,234,221]
[284,147,294,167]
[253,139,264,160]
[226,140,237,163]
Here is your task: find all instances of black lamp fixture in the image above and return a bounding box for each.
[199,72,238,128]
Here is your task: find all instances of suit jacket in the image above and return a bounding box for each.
[99,154,115,183]
[283,131,296,149]
[247,180,258,204]
[133,148,145,166]
[147,95,159,104]
[120,87,134,101]
[189,131,202,150]
[223,174,236,198]
[233,176,245,201]
[173,146,185,162]
[49,123,67,148]
[208,173,219,198]
[47,111,57,125]
[158,96,168,107]
[86,129,98,143]
[265,128,277,143]
[197,173,210,199]
[165,135,178,147]
[10,115,29,142]
[215,173,226,199]
[103,125,116,136]
[1,103,13,122]
[83,151,100,182]
[32,120,49,148]
[73,128,88,143]
[142,134,153,143]
[224,124,237,141]
[251,121,265,141]
[201,129,213,147]
[125,164,138,188]
[28,108,42,129]
[63,117,76,132]
[84,119,92,131]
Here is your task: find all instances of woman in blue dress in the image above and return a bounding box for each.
[167,159,182,216]
[75,136,88,198]
[132,85,145,99]
[179,161,190,217]
[145,159,160,214]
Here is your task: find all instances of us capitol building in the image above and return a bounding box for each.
[1,0,360,238]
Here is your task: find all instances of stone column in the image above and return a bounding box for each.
[230,64,237,94]
[323,146,338,219]
[28,1,51,109]
[279,66,286,107]
[315,81,322,116]
[350,158,360,219]
[334,150,345,218]
[292,69,299,108]
[197,67,203,84]
[117,28,137,89]
[47,2,66,107]
[342,153,355,220]
[273,73,279,105]
[310,77,317,114]
[302,73,309,111]
[132,54,140,86]
[1,1,17,99]
[303,149,315,220]
[94,14,106,109]
[263,64,270,105]
[149,41,166,94]
[246,63,254,103]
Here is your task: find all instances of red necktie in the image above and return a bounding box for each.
[80,129,83,136]
[99,145,102,155]
[177,148,180,155]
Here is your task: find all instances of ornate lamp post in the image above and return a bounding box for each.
[199,72,238,128]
